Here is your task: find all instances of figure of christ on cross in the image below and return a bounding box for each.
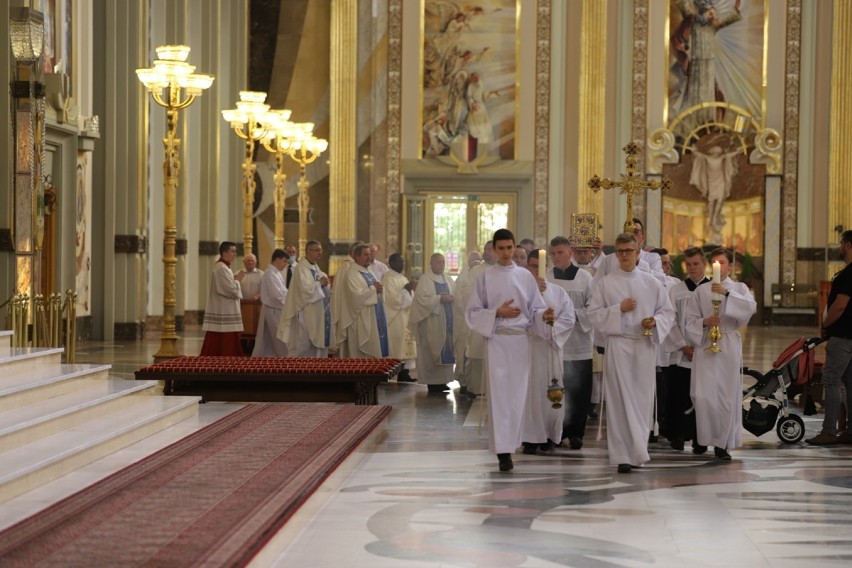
[588,142,673,233]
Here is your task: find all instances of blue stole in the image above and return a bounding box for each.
[311,267,331,347]
[434,280,455,364]
[359,270,389,357]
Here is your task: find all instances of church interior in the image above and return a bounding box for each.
[1,0,851,565]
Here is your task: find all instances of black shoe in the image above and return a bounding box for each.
[714,447,732,461]
[539,440,554,452]
[522,442,538,455]
[588,406,599,419]
[442,383,451,392]
[397,370,416,383]
[569,437,583,450]
[459,386,469,395]
[692,443,708,455]
[617,463,632,473]
[498,453,514,472]
[670,438,685,451]
[426,384,446,393]
[649,433,659,443]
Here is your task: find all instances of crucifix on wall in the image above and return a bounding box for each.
[588,142,672,233]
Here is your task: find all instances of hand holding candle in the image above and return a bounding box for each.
[538,249,546,280]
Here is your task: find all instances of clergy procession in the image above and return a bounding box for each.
[195,214,778,474]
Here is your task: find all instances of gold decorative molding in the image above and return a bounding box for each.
[533,0,551,245]
[577,0,607,218]
[631,0,650,221]
[781,0,801,293]
[329,0,358,257]
[647,128,678,173]
[750,128,783,175]
[829,0,852,245]
[386,0,403,254]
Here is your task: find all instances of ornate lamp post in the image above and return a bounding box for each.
[260,110,295,250]
[222,91,271,258]
[286,124,327,258]
[136,45,214,361]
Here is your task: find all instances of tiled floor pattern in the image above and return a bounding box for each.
[3,325,850,567]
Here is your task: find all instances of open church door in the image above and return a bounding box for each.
[404,193,515,278]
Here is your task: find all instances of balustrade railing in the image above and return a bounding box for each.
[2,290,78,362]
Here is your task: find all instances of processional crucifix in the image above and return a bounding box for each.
[587,142,672,232]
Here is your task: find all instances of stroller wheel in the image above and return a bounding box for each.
[777,414,805,444]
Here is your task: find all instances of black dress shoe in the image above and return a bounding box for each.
[569,437,583,450]
[498,453,514,472]
[539,440,554,452]
[692,443,708,455]
[397,371,416,382]
[648,433,659,443]
[670,438,685,451]
[426,384,446,393]
[522,442,538,455]
[714,447,732,460]
[617,463,632,473]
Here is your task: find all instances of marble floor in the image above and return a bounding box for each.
[3,325,851,567]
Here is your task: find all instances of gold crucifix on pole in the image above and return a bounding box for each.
[587,142,672,233]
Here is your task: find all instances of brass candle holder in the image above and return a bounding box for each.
[641,317,654,337]
[705,299,722,352]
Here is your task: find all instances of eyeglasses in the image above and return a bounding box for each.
[615,249,637,255]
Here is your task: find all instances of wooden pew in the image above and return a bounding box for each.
[135,356,402,405]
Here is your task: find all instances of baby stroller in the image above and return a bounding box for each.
[741,336,823,444]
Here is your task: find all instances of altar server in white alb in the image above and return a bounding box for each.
[466,229,555,473]
[587,232,675,474]
[409,253,456,393]
[685,248,756,460]
[277,240,332,358]
[521,248,576,454]
[252,249,290,357]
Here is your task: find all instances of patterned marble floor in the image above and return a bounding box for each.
[4,325,851,568]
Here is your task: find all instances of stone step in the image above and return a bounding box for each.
[0,364,112,411]
[0,348,65,379]
[0,394,200,504]
[0,378,161,453]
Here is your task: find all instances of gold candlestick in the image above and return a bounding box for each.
[705,299,722,352]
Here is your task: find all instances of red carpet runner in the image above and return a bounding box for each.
[0,403,391,567]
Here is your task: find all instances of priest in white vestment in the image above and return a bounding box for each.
[382,253,416,381]
[685,248,756,459]
[410,253,456,393]
[252,249,289,357]
[237,254,264,300]
[458,245,495,398]
[278,240,332,358]
[451,251,482,395]
[588,233,675,473]
[522,249,576,453]
[330,241,363,356]
[340,244,389,358]
[466,229,555,472]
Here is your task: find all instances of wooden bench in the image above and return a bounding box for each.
[135,356,403,405]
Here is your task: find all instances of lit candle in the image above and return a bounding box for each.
[712,261,722,301]
[538,249,546,280]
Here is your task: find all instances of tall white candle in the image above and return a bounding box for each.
[538,249,546,280]
[712,261,722,301]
